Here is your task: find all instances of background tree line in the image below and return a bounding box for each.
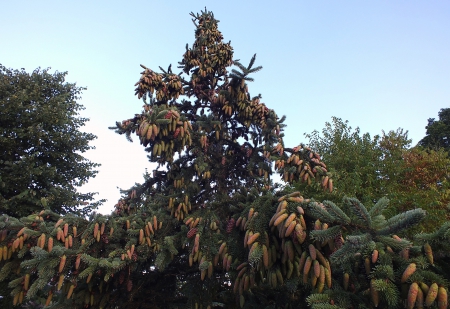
[295,115,450,236]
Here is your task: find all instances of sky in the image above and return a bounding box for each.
[1,1,449,214]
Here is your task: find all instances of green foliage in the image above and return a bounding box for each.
[298,117,450,236]
[0,65,103,218]
[377,209,426,235]
[419,108,450,152]
[300,117,385,205]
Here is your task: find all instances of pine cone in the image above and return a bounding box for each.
[187,227,198,238]
[101,234,109,243]
[334,233,343,249]
[174,128,180,138]
[226,218,235,233]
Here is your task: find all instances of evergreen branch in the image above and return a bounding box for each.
[343,197,372,227]
[369,196,389,217]
[306,295,329,306]
[79,266,96,279]
[414,221,450,244]
[310,225,342,242]
[0,262,14,281]
[104,271,113,282]
[7,277,22,289]
[330,233,378,265]
[232,55,262,78]
[37,264,56,280]
[25,246,50,262]
[346,233,372,249]
[445,228,450,239]
[375,236,412,251]
[404,242,422,257]
[10,286,22,299]
[164,236,179,255]
[376,208,426,236]
[330,292,355,309]
[409,271,425,284]
[158,66,168,74]
[370,264,395,281]
[27,276,51,299]
[322,200,351,224]
[419,270,448,287]
[233,61,246,72]
[19,258,42,270]
[98,258,114,269]
[229,73,243,81]
[246,65,262,74]
[246,54,262,74]
[230,70,245,78]
[303,201,335,223]
[370,214,387,230]
[155,251,170,271]
[81,253,99,267]
[248,244,263,265]
[247,54,257,71]
[330,242,361,265]
[378,247,395,265]
[311,303,345,309]
[371,279,399,308]
[79,237,95,252]
[47,303,68,309]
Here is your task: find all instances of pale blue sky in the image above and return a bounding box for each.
[2,1,449,213]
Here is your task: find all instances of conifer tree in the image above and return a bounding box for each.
[0,9,449,309]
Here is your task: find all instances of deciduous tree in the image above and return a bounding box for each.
[299,117,450,235]
[0,65,102,218]
[419,108,450,153]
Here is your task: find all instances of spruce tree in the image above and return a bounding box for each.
[0,9,448,309]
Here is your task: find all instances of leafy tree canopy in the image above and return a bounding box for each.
[300,117,387,205]
[419,108,450,153]
[0,65,103,218]
[298,117,450,235]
